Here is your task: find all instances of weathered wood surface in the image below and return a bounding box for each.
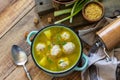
[0,7,54,80]
[0,0,35,38]
[0,0,13,13]
[0,0,120,80]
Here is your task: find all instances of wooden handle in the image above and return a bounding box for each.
[96,18,120,50]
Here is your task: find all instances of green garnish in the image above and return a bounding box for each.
[47,45,51,50]
[70,0,84,23]
[55,34,62,45]
[54,0,90,24]
[61,41,67,45]
[58,60,64,64]
[47,57,53,64]
[54,8,72,17]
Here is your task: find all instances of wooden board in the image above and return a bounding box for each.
[0,7,54,80]
[0,0,13,13]
[0,0,35,38]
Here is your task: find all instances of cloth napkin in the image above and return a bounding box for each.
[78,17,120,80]
[81,48,120,80]
[78,17,113,46]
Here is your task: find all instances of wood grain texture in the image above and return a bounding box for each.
[0,7,53,80]
[52,71,81,80]
[0,0,35,38]
[0,1,82,79]
[0,0,14,13]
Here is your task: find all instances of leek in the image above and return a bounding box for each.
[55,0,90,24]
[70,0,79,23]
[54,8,72,17]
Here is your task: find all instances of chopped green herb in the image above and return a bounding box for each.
[61,41,67,45]
[58,60,64,64]
[55,34,62,45]
[55,34,67,45]
[47,57,53,64]
[47,45,51,50]
[56,34,61,40]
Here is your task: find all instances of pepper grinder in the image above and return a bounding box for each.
[96,18,120,50]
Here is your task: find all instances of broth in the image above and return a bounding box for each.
[32,26,81,72]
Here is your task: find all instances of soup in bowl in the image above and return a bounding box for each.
[27,24,88,77]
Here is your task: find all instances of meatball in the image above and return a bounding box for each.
[63,42,75,54]
[58,57,69,69]
[50,45,61,57]
[61,32,70,40]
[36,43,46,51]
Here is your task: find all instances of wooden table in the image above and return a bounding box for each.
[0,0,120,80]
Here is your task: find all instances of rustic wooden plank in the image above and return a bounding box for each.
[0,4,54,79]
[0,0,14,13]
[0,6,44,80]
[0,0,35,38]
[5,55,53,80]
[39,11,89,28]
[52,72,81,80]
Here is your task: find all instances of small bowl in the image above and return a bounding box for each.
[82,1,104,22]
[53,0,76,5]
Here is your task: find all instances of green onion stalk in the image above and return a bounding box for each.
[70,0,84,23]
[54,8,72,17]
[55,0,90,24]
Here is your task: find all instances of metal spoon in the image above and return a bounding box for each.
[11,45,32,80]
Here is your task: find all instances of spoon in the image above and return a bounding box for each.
[11,45,32,80]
